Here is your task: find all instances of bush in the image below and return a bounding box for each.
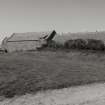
[43,38,105,51]
[64,38,105,51]
[64,39,87,49]
[47,40,64,49]
[73,39,87,49]
[64,39,75,49]
[47,40,57,48]
[86,39,105,50]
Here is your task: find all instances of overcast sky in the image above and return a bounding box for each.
[0,0,105,34]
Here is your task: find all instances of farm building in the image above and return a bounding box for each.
[0,32,13,53]
[1,30,56,52]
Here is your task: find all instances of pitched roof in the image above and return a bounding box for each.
[7,31,53,42]
[0,32,13,47]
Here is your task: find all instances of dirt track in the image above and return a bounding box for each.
[0,83,105,105]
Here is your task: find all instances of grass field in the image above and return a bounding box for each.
[0,50,105,98]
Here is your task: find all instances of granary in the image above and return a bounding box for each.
[1,30,56,52]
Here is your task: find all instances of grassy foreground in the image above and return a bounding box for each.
[0,50,105,98]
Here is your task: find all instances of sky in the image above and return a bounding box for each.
[0,0,105,35]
